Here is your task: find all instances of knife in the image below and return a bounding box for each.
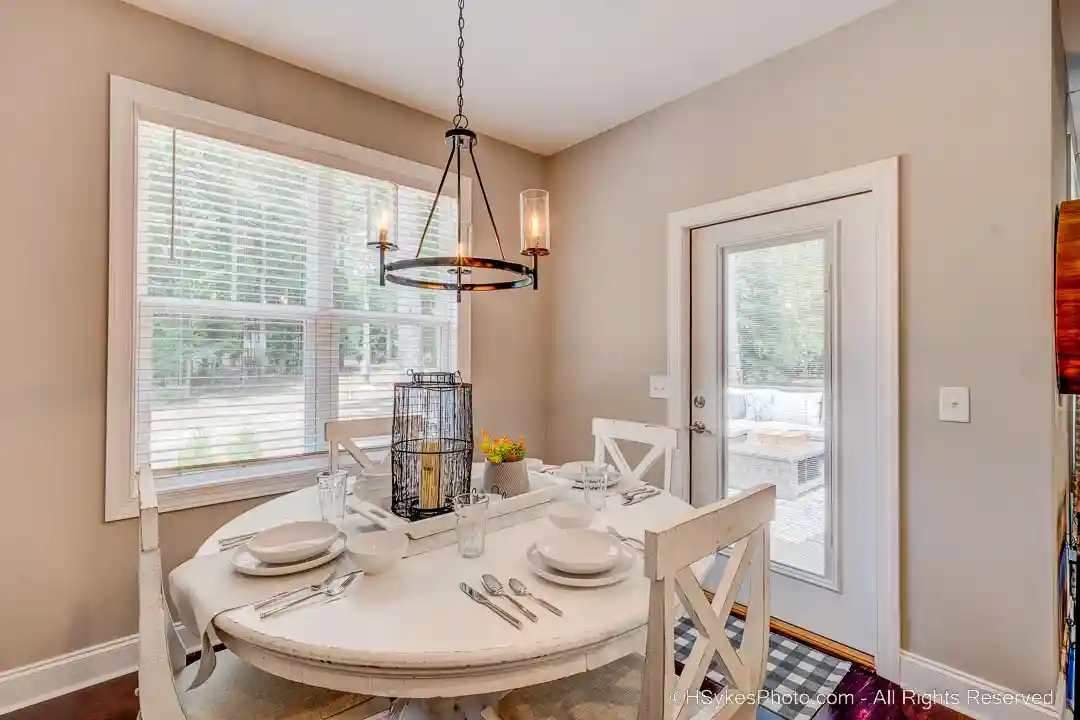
[459,582,523,629]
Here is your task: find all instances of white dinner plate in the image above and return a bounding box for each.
[535,529,621,574]
[232,534,346,577]
[526,542,636,588]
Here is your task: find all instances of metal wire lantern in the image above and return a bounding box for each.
[390,370,473,521]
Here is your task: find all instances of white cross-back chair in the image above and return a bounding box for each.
[482,483,776,720]
[135,466,388,720]
[593,418,679,491]
[325,417,394,474]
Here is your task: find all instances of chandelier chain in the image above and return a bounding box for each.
[453,0,467,128]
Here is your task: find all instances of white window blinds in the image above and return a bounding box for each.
[135,120,459,474]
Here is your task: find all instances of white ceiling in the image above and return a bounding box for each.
[121,0,898,155]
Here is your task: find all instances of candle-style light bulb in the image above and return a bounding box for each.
[529,214,540,243]
[378,210,389,247]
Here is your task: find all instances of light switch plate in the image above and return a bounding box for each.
[938,386,970,423]
[649,375,669,399]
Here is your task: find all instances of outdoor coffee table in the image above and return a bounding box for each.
[727,439,825,500]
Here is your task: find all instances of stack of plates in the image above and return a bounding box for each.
[231,521,345,577]
[526,529,635,587]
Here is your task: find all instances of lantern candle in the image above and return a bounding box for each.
[418,439,443,510]
[378,210,389,247]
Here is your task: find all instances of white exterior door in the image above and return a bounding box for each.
[690,193,879,655]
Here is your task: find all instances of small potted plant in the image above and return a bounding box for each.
[479,430,530,498]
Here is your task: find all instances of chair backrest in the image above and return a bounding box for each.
[639,483,776,720]
[136,465,190,720]
[325,417,394,473]
[592,418,679,491]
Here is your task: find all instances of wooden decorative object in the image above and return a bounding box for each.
[1057,201,1080,392]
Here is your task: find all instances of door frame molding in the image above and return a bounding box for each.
[664,157,900,681]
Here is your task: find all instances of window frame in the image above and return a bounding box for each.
[106,76,472,521]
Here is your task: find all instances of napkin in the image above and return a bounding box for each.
[169,551,352,690]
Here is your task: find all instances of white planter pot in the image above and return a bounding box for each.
[482,460,530,498]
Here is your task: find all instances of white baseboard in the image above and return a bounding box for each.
[0,624,200,715]
[900,651,1064,720]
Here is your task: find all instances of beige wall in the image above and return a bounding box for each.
[0,0,545,671]
[548,0,1063,693]
[0,0,1068,694]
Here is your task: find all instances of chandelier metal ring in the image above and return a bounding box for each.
[383,255,535,292]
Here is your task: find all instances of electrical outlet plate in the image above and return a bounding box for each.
[938,386,970,423]
[649,375,669,399]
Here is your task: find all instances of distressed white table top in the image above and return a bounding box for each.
[191,483,693,695]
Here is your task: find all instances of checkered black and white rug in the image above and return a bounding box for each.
[674,614,851,720]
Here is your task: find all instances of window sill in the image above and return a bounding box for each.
[157,456,334,514]
[107,444,390,521]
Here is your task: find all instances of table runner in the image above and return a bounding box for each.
[169,549,356,689]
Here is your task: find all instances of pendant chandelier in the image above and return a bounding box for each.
[368,0,550,302]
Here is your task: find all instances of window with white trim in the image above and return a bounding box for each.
[106,78,469,520]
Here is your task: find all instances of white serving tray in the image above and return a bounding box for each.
[346,472,571,539]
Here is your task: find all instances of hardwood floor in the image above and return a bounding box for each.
[2,673,139,720]
[0,665,969,720]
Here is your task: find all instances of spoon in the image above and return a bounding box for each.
[508,577,563,617]
[481,574,538,622]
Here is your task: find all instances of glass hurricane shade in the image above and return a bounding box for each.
[367,183,398,250]
[520,189,550,256]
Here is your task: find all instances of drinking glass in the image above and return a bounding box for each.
[580,464,609,512]
[317,469,348,522]
[453,490,490,559]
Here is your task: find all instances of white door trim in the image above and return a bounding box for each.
[665,157,900,681]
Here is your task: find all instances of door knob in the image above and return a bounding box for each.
[688,420,711,435]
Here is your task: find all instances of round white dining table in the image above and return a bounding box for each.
[191,483,693,719]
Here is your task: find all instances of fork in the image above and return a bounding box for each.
[218,532,259,551]
[607,525,644,550]
[253,570,340,611]
[260,573,358,618]
[315,573,359,607]
[261,574,358,621]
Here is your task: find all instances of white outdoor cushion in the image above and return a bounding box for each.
[743,389,776,421]
[727,418,754,437]
[175,650,373,720]
[770,391,822,426]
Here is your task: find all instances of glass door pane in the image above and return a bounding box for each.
[722,237,831,579]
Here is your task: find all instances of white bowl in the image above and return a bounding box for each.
[346,530,409,575]
[525,457,544,472]
[547,500,595,530]
[246,521,341,565]
[535,529,622,575]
